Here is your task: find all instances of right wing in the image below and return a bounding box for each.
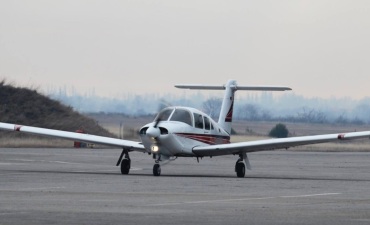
[192,131,370,156]
[0,122,146,152]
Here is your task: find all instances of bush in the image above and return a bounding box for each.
[268,123,289,138]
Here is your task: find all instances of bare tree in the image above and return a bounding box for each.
[297,107,327,123]
[237,104,260,121]
[202,98,222,120]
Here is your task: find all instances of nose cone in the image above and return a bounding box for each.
[146,126,161,139]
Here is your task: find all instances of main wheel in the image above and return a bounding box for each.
[235,158,242,172]
[235,162,245,178]
[153,164,161,176]
[120,158,131,174]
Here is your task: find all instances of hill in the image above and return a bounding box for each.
[0,80,114,147]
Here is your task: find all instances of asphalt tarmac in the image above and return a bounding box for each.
[1,148,370,225]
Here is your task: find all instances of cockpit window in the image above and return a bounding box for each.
[170,109,192,126]
[193,113,204,129]
[204,116,210,130]
[155,108,173,121]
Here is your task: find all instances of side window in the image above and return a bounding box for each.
[204,116,210,130]
[193,113,204,129]
[210,122,215,130]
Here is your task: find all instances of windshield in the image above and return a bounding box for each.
[154,108,173,121]
[170,109,192,126]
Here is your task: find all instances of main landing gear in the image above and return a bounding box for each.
[235,159,245,178]
[117,148,131,174]
[235,152,251,178]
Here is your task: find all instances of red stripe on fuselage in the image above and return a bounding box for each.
[225,102,234,122]
[175,133,230,145]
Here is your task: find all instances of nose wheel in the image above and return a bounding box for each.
[153,164,161,176]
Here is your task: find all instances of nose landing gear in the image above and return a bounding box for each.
[152,154,176,176]
[153,164,161,176]
[153,154,162,176]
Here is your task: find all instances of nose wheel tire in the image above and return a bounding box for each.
[153,164,161,176]
[120,158,131,174]
[235,162,245,178]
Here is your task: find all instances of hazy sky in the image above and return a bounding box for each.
[1,0,370,99]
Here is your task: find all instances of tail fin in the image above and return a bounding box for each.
[218,80,237,134]
[175,80,291,134]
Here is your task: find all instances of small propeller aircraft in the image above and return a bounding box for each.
[1,79,370,177]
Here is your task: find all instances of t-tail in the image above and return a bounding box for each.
[175,79,292,134]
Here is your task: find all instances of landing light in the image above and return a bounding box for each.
[151,145,159,152]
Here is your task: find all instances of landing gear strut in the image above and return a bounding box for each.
[117,148,131,174]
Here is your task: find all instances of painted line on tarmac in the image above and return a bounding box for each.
[70,167,143,173]
[130,167,143,171]
[11,159,143,170]
[0,163,19,165]
[0,186,65,191]
[14,159,85,165]
[0,212,28,216]
[149,192,342,206]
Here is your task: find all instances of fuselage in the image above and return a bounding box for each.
[139,106,230,157]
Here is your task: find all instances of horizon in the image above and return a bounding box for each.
[1,75,370,124]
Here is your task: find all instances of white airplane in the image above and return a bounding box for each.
[1,80,370,177]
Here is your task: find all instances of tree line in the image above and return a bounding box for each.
[48,88,370,125]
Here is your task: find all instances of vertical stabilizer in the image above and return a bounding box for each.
[218,80,237,134]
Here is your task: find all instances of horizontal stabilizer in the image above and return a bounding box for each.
[235,86,291,91]
[175,84,292,91]
[175,84,225,90]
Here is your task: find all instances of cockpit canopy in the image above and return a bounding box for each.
[155,108,192,126]
[154,107,215,130]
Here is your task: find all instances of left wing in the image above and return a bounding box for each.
[0,122,146,152]
[193,131,370,156]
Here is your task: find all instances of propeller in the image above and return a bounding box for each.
[153,115,161,128]
[147,111,165,139]
[146,107,171,155]
[153,99,173,128]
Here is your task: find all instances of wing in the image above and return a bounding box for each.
[192,131,370,156]
[0,122,146,152]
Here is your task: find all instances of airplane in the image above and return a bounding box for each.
[1,79,370,178]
